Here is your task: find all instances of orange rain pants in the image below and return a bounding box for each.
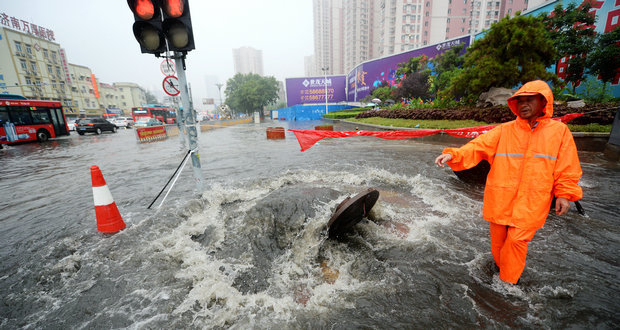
[489,223,538,284]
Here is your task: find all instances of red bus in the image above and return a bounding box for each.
[0,98,69,145]
[131,106,177,124]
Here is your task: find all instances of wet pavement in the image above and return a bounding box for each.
[1,121,619,328]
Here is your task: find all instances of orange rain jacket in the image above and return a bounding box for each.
[443,80,583,230]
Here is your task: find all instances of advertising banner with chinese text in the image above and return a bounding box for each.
[285,75,347,107]
[347,35,471,102]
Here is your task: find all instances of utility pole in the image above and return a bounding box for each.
[174,52,203,192]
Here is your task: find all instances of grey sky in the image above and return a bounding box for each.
[2,0,314,109]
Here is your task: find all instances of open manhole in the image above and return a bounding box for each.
[327,188,380,238]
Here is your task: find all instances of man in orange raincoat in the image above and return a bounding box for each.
[434,80,582,284]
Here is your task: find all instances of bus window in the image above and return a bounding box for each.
[31,109,51,124]
[10,109,33,125]
[0,108,8,124]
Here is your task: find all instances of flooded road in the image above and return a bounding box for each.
[1,121,619,328]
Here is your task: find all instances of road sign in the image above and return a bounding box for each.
[162,75,180,96]
[160,59,176,76]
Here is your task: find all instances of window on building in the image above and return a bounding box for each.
[30,62,37,71]
[35,79,41,86]
[15,41,23,52]
[461,27,465,32]
[25,44,33,55]
[446,27,450,32]
[447,18,451,23]
[426,1,430,7]
[448,8,451,14]
[56,67,61,76]
[508,9,512,15]
[43,49,48,58]
[48,65,53,74]
[51,51,57,61]
[25,77,32,85]
[20,59,27,70]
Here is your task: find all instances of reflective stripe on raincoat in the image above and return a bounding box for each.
[443,80,583,230]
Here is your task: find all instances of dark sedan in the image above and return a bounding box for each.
[76,118,118,135]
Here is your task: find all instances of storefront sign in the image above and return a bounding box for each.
[0,13,55,41]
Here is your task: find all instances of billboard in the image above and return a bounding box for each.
[347,35,471,102]
[285,75,347,107]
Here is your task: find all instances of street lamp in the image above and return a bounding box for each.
[321,66,329,115]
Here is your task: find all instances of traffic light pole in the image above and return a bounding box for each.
[172,96,186,147]
[174,52,203,193]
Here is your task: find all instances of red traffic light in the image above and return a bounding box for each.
[161,0,184,18]
[129,0,156,20]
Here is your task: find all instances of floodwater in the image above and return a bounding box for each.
[0,120,618,328]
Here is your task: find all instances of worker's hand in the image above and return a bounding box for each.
[434,153,452,167]
[555,197,570,216]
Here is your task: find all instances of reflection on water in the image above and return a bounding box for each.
[0,122,618,328]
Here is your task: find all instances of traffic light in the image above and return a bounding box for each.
[128,0,167,55]
[161,0,195,52]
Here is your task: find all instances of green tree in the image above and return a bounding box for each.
[430,45,464,96]
[224,73,279,117]
[587,27,620,97]
[395,55,430,82]
[145,90,158,104]
[543,2,596,93]
[448,14,557,99]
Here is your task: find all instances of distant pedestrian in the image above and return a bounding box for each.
[434,80,583,284]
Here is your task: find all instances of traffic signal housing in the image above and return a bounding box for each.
[161,0,195,52]
[128,0,167,55]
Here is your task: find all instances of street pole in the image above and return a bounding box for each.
[174,52,203,193]
[322,66,329,115]
[173,96,186,147]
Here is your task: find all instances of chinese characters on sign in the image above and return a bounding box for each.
[0,13,55,41]
[285,76,347,107]
[59,48,71,84]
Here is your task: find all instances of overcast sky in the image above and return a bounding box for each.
[2,0,314,108]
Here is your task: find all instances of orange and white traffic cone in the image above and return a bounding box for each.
[91,165,126,234]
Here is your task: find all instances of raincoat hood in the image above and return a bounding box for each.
[507,80,554,120]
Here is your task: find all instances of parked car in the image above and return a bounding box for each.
[76,118,117,135]
[67,121,77,131]
[110,116,134,128]
[134,118,163,128]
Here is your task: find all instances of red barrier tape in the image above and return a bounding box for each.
[289,113,584,152]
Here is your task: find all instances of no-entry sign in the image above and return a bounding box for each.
[162,75,180,96]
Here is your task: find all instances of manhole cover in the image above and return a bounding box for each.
[327,188,380,238]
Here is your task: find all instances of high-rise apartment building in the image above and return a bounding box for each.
[312,0,345,76]
[232,46,264,76]
[313,0,529,75]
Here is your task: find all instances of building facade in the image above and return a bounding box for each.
[113,82,147,114]
[0,27,76,116]
[1,15,151,119]
[232,46,264,76]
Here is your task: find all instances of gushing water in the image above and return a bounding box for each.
[1,121,618,328]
